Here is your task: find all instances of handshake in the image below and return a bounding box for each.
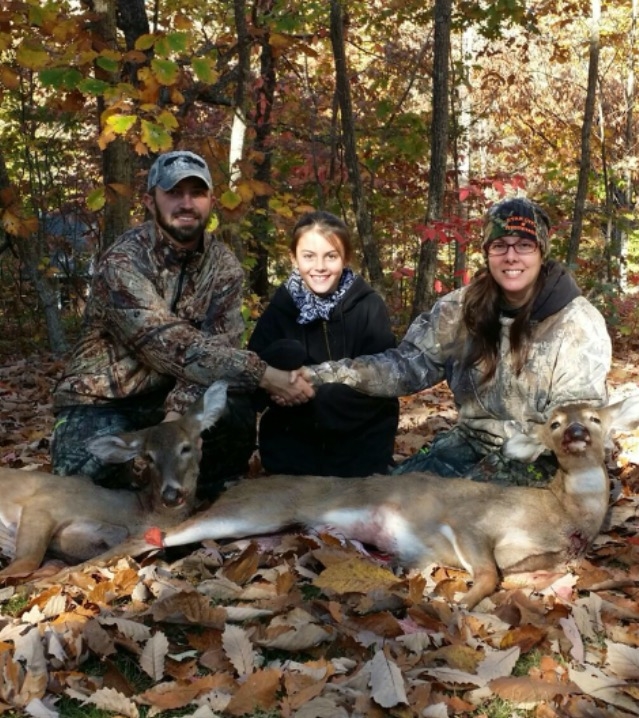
[259,366,314,406]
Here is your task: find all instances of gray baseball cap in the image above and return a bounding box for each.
[147,150,213,191]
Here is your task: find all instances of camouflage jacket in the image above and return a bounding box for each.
[53,221,266,413]
[306,262,611,450]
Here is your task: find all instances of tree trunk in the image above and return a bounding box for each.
[412,0,452,317]
[0,149,69,353]
[329,0,385,294]
[229,0,250,193]
[87,0,143,251]
[613,0,637,292]
[248,1,276,300]
[566,0,600,267]
[451,25,474,289]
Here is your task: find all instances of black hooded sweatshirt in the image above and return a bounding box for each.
[248,275,399,476]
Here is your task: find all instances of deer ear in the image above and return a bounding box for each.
[189,380,229,431]
[600,394,639,432]
[87,433,145,463]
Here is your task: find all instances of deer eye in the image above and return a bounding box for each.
[550,420,561,430]
[180,444,192,456]
[590,416,601,424]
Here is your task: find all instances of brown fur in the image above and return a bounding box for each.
[141,397,639,609]
[0,382,227,580]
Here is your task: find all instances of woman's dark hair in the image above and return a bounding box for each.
[461,266,546,382]
[291,211,353,263]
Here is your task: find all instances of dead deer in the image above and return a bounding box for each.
[139,396,639,610]
[0,381,228,581]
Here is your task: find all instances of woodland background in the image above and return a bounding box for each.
[0,0,638,351]
[1,1,639,718]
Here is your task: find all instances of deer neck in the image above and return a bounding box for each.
[549,460,609,525]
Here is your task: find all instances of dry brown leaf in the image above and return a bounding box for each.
[489,676,576,705]
[67,687,140,718]
[82,618,117,657]
[99,615,152,642]
[221,542,260,585]
[292,695,350,717]
[222,623,256,677]
[256,621,333,651]
[148,590,227,627]
[424,644,484,672]
[368,648,408,708]
[138,674,234,710]
[314,556,398,594]
[224,667,281,716]
[499,624,546,653]
[569,664,639,715]
[606,641,639,679]
[139,631,169,681]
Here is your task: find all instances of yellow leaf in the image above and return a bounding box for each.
[269,33,295,50]
[151,58,179,86]
[156,109,179,130]
[140,119,173,153]
[248,179,274,196]
[135,34,156,51]
[268,196,294,218]
[87,187,106,211]
[16,41,49,70]
[220,189,243,210]
[314,557,398,594]
[170,87,185,105]
[235,181,254,202]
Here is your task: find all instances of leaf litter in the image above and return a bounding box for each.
[0,351,638,717]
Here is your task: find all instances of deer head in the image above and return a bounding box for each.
[87,381,228,509]
[504,395,639,468]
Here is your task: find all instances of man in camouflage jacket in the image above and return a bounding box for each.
[52,150,313,494]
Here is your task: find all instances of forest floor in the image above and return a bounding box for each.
[0,345,639,717]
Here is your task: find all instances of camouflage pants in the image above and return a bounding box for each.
[51,392,256,497]
[392,426,558,486]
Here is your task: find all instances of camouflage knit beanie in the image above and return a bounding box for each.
[482,197,551,258]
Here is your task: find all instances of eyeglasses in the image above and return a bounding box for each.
[486,238,538,256]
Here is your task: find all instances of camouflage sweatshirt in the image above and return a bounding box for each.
[53,221,266,413]
[306,262,611,450]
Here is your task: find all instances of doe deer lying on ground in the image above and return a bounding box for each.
[137,396,639,610]
[0,381,228,581]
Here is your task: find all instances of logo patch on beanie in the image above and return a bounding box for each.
[502,215,537,240]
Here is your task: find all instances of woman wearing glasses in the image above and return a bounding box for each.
[298,197,611,485]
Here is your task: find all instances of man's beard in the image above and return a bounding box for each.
[155,205,208,245]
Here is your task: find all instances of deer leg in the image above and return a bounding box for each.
[439,524,501,610]
[460,562,500,610]
[0,510,56,580]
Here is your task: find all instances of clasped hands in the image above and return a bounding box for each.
[260,366,314,406]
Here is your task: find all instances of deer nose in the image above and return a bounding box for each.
[564,422,591,444]
[161,486,184,507]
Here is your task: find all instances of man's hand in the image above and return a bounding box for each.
[260,366,314,405]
